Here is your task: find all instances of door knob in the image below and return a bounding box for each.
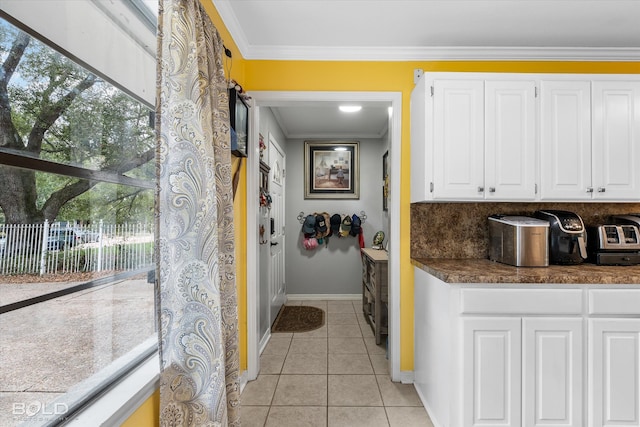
[597,187,606,193]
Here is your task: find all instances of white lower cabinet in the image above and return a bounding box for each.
[522,318,583,427]
[589,319,640,427]
[413,269,640,427]
[462,317,583,427]
[462,318,522,427]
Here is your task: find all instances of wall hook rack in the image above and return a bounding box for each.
[297,211,367,224]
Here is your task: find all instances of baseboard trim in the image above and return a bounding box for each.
[415,383,443,427]
[259,330,271,355]
[239,370,249,394]
[398,370,414,384]
[287,294,360,301]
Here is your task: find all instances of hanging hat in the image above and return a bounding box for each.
[315,213,327,237]
[302,215,316,234]
[350,214,361,237]
[339,215,352,237]
[322,212,332,237]
[330,214,342,235]
[303,236,318,250]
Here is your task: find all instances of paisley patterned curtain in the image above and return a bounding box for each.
[155,0,240,425]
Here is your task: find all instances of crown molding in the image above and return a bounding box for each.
[210,0,251,58]
[242,45,640,62]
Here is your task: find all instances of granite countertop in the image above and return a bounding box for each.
[412,258,640,285]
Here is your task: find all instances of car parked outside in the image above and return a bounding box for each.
[47,228,83,250]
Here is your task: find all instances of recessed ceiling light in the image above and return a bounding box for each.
[339,105,362,113]
[334,147,347,151]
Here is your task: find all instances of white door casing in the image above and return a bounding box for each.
[268,134,286,326]
[246,91,403,383]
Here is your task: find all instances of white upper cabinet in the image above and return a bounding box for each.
[410,76,537,202]
[540,80,592,200]
[485,81,537,200]
[411,72,640,202]
[591,81,640,200]
[541,80,640,200]
[433,80,485,200]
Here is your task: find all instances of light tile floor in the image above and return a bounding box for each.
[240,299,434,427]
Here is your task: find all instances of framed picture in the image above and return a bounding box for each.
[304,141,359,199]
[382,150,389,211]
[229,88,248,157]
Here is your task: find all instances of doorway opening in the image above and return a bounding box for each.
[246,91,402,384]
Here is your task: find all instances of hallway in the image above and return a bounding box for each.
[240,299,434,427]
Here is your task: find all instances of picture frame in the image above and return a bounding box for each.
[382,150,389,211]
[304,141,359,199]
[229,88,248,157]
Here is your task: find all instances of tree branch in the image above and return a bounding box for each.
[113,147,155,174]
[0,31,29,89]
[26,73,97,152]
[41,179,96,222]
[0,32,30,148]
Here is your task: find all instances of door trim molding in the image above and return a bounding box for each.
[247,90,403,382]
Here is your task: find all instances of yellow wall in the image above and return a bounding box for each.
[121,389,159,427]
[124,2,640,424]
[242,59,640,372]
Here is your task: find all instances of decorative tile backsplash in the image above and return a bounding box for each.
[410,202,640,259]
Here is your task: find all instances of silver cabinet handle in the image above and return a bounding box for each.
[597,187,606,193]
[477,186,484,192]
[489,187,496,193]
[586,187,594,193]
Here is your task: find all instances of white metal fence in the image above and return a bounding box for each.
[0,221,154,276]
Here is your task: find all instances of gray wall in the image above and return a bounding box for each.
[284,137,386,295]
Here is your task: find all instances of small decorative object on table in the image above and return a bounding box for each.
[372,230,385,250]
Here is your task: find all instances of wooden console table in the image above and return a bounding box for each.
[361,248,388,344]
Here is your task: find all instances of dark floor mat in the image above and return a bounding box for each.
[271,305,325,333]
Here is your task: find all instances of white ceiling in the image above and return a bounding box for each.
[212,0,640,61]
[212,0,640,139]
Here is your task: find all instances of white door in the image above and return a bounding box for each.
[463,317,522,427]
[522,318,583,427]
[268,134,286,326]
[485,80,537,200]
[592,81,640,200]
[433,79,485,200]
[540,80,592,200]
[589,319,640,427]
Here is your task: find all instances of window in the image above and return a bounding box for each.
[0,7,157,425]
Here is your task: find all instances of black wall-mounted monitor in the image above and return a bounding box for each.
[229,88,248,157]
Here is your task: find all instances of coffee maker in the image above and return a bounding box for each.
[534,210,587,264]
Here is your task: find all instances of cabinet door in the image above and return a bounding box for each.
[592,81,640,200]
[540,81,592,200]
[485,81,537,200]
[463,318,522,427]
[522,318,583,427]
[589,319,640,427]
[433,80,485,199]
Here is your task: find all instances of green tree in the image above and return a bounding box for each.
[0,24,154,225]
